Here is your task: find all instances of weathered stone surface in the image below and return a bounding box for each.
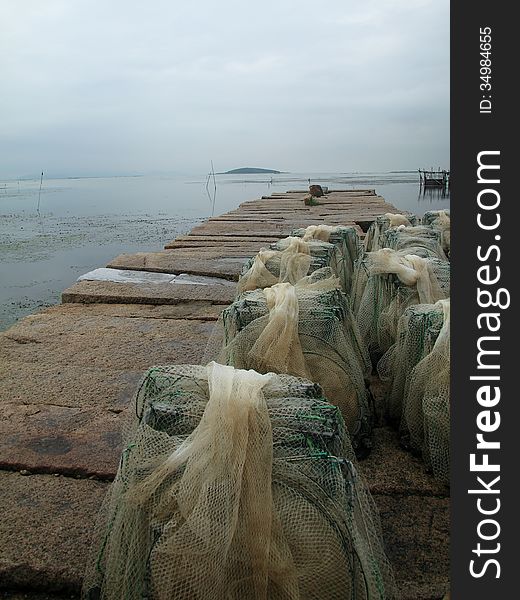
[375,494,450,600]
[0,402,125,478]
[107,250,250,281]
[0,471,108,593]
[0,361,141,407]
[62,279,235,305]
[0,306,218,476]
[165,234,281,247]
[1,592,77,599]
[38,301,224,321]
[363,427,449,497]
[188,222,289,237]
[0,308,216,371]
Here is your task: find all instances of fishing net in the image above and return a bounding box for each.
[206,279,373,454]
[355,249,450,360]
[291,225,361,294]
[381,226,447,260]
[83,362,396,600]
[377,301,446,425]
[237,237,327,293]
[364,213,418,252]
[401,300,450,483]
[422,210,451,258]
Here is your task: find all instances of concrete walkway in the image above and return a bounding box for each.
[0,191,449,599]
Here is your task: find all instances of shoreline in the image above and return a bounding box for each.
[0,189,449,598]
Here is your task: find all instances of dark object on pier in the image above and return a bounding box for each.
[419,169,450,188]
[309,184,324,197]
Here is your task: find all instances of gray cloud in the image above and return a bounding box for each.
[0,0,449,177]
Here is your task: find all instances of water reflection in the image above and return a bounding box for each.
[418,186,450,202]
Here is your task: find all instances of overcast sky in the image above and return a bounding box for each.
[0,0,449,178]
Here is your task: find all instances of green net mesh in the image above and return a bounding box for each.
[377,301,446,426]
[381,226,447,260]
[83,363,396,600]
[205,278,373,455]
[401,300,450,483]
[354,249,450,360]
[291,225,361,295]
[363,213,418,252]
[422,210,451,258]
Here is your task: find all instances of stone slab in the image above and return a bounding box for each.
[0,306,217,371]
[0,402,125,478]
[107,251,250,281]
[164,240,276,250]
[62,279,236,305]
[375,494,450,600]
[77,268,238,287]
[0,471,108,593]
[362,427,449,497]
[1,593,77,599]
[37,301,224,321]
[0,306,218,476]
[188,223,289,237]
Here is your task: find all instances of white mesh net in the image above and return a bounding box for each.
[401,300,450,483]
[291,225,361,294]
[83,363,396,599]
[238,236,355,294]
[363,213,418,252]
[354,249,450,359]
[377,301,446,426]
[206,278,373,455]
[382,226,448,260]
[422,210,451,258]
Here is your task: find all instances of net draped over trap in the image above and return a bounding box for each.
[422,210,451,258]
[237,236,343,293]
[354,248,450,360]
[83,363,395,600]
[377,301,447,426]
[291,225,361,295]
[363,213,419,252]
[381,226,447,261]
[400,300,451,484]
[206,278,373,455]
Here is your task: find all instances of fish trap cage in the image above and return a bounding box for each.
[354,249,450,361]
[83,363,395,600]
[291,225,362,295]
[381,226,447,260]
[364,213,419,252]
[422,210,451,258]
[207,280,373,455]
[377,301,446,426]
[237,236,333,293]
[401,300,450,484]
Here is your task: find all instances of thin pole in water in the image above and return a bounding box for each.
[37,171,44,213]
[210,160,217,216]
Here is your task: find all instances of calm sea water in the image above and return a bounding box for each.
[0,171,450,330]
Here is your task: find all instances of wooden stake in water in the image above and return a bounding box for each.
[37,171,44,213]
[210,160,217,216]
[205,161,217,217]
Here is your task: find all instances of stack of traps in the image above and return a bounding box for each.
[84,363,395,600]
[378,300,451,484]
[354,250,450,359]
[363,213,419,252]
[209,280,373,455]
[238,225,361,296]
[291,225,361,294]
[352,212,451,483]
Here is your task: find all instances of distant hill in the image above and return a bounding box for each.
[219,167,282,174]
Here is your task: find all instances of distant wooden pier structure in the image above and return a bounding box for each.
[419,168,450,188]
